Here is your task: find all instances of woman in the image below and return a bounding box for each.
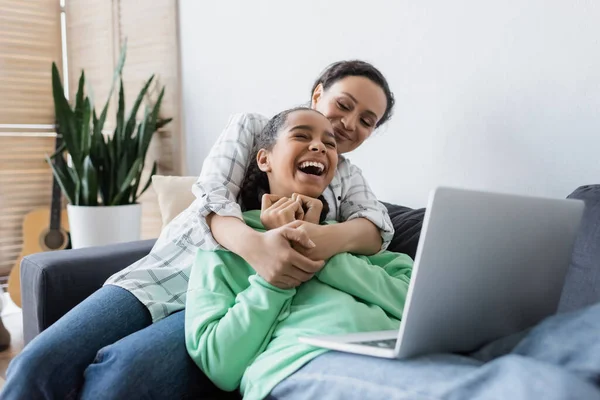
[185,107,413,400]
[4,60,397,399]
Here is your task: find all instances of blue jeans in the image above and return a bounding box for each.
[2,285,231,400]
[268,302,600,399]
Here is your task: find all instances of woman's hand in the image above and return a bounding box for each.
[260,194,304,230]
[291,221,339,262]
[245,220,325,289]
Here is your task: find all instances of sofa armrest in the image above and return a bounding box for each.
[20,239,156,344]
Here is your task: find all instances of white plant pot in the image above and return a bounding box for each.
[67,204,142,249]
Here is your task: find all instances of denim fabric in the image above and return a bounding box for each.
[268,302,600,400]
[2,285,226,400]
[559,184,600,313]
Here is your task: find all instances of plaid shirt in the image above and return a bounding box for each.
[105,113,394,322]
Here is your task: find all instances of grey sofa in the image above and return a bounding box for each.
[20,186,600,347]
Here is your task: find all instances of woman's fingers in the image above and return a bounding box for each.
[287,250,325,274]
[281,274,305,288]
[280,223,315,249]
[283,265,313,282]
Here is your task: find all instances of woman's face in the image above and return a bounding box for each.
[312,76,387,154]
[257,110,338,199]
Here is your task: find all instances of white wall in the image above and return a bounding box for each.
[178,0,600,208]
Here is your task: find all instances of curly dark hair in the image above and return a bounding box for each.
[311,60,395,128]
[240,107,330,223]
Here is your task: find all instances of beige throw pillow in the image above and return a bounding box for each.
[152,175,198,227]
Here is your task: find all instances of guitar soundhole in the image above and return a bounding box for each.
[44,230,66,250]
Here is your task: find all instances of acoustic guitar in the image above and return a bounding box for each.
[8,133,70,307]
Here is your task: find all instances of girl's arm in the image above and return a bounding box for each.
[185,250,295,391]
[315,252,413,319]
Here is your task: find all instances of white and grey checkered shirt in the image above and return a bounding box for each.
[105,113,394,322]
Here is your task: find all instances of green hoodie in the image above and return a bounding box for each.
[185,210,413,400]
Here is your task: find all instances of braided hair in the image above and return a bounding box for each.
[240,107,330,223]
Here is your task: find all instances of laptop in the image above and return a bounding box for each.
[299,187,584,359]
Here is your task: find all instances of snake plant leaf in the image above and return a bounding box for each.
[130,123,145,199]
[45,155,75,205]
[137,107,149,155]
[66,165,81,206]
[125,74,154,143]
[73,71,85,131]
[156,117,172,130]
[139,87,165,159]
[51,63,81,170]
[110,158,142,205]
[49,142,66,159]
[136,161,157,201]
[109,40,127,96]
[116,152,130,191]
[81,155,98,206]
[116,78,125,150]
[80,97,92,155]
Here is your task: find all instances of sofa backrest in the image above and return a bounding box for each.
[558,185,600,313]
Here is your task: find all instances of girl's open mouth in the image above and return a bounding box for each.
[298,161,326,177]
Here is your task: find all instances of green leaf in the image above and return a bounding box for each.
[81,155,98,206]
[80,97,92,155]
[52,63,81,170]
[49,142,66,159]
[66,165,81,206]
[139,87,165,159]
[136,161,157,201]
[45,155,75,204]
[115,78,126,162]
[110,158,142,205]
[116,77,125,141]
[125,74,154,140]
[137,107,149,155]
[116,153,129,190]
[73,70,85,131]
[155,117,172,130]
[131,144,145,202]
[110,39,127,95]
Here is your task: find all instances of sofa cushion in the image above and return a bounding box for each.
[152,175,197,227]
[381,202,425,260]
[558,185,600,313]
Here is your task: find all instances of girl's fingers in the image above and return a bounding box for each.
[264,197,290,212]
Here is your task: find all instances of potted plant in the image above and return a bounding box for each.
[49,43,171,248]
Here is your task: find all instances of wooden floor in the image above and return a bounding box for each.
[0,291,24,380]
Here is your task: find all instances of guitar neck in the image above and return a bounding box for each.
[49,131,64,231]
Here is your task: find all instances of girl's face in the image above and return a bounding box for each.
[312,76,387,154]
[257,110,338,199]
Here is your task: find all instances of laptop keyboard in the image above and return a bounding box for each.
[355,339,397,349]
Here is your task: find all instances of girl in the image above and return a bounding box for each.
[185,107,413,400]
